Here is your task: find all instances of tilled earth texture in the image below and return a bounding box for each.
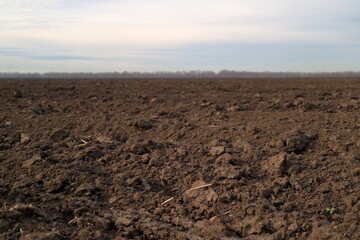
[0,78,359,240]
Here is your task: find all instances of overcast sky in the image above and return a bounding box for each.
[1,0,359,72]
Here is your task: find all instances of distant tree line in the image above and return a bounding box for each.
[0,70,359,79]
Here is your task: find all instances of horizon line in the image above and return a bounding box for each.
[1,70,359,79]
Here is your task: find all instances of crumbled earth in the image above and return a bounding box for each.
[0,78,359,240]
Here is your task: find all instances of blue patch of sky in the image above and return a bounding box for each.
[134,42,360,71]
[1,41,359,71]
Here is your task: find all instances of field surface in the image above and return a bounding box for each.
[0,78,359,240]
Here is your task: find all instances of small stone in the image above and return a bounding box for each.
[232,140,253,153]
[113,212,134,228]
[261,188,274,199]
[115,216,133,228]
[353,167,360,176]
[148,158,161,167]
[50,129,69,142]
[148,151,164,167]
[209,146,225,156]
[20,133,30,144]
[133,192,142,201]
[285,137,308,153]
[37,139,53,151]
[129,143,148,155]
[239,216,264,235]
[74,183,98,196]
[140,177,151,189]
[85,147,104,161]
[132,120,155,131]
[9,203,44,217]
[108,196,118,204]
[283,130,317,154]
[141,153,150,164]
[215,153,237,165]
[94,230,103,239]
[12,90,23,98]
[317,184,331,194]
[246,126,261,134]
[288,222,299,232]
[94,216,113,230]
[153,207,165,215]
[227,105,241,111]
[126,176,142,186]
[214,165,240,179]
[274,177,290,188]
[0,180,9,195]
[22,154,42,168]
[282,202,296,212]
[46,179,68,193]
[262,153,287,176]
[208,138,226,147]
[299,102,317,112]
[176,147,187,156]
[64,141,75,149]
[32,104,44,114]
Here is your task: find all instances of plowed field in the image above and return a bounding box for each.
[0,78,359,239]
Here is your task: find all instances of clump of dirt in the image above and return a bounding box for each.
[0,78,359,239]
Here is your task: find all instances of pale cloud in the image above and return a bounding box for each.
[0,0,359,71]
[2,0,359,47]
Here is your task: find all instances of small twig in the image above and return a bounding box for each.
[78,139,88,147]
[223,211,231,216]
[161,197,174,205]
[209,216,217,222]
[344,229,351,237]
[68,217,78,225]
[171,186,180,192]
[186,184,212,192]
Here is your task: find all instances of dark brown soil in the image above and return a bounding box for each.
[0,78,359,240]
